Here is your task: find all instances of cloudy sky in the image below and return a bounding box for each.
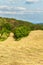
[0,0,43,23]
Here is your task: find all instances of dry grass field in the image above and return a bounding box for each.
[0,30,43,65]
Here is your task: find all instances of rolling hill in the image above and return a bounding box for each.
[0,17,43,65]
[0,30,43,65]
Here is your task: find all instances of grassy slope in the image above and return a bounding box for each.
[0,30,43,65]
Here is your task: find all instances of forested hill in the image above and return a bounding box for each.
[0,17,43,31]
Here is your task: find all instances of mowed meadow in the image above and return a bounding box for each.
[0,17,43,65]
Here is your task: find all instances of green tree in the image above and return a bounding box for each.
[13,26,29,40]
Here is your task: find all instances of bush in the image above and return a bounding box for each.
[0,27,10,41]
[0,27,10,35]
[3,23,11,31]
[13,26,29,40]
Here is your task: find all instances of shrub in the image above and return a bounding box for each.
[0,27,10,41]
[13,26,29,40]
[0,27,10,35]
[3,23,11,31]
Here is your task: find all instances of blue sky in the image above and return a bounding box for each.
[0,0,43,23]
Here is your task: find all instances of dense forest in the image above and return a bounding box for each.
[0,17,43,41]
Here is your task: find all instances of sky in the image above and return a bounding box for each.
[0,0,43,23]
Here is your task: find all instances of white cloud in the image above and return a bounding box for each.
[23,9,43,14]
[0,5,8,8]
[8,0,15,3]
[0,9,43,15]
[0,5,26,11]
[16,7,26,11]
[0,5,42,15]
[0,5,12,9]
[26,0,39,3]
[0,11,16,14]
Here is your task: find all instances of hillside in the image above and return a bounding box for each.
[0,17,43,65]
[0,30,43,65]
[0,17,43,31]
[0,17,43,41]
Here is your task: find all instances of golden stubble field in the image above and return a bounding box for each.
[0,30,43,65]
